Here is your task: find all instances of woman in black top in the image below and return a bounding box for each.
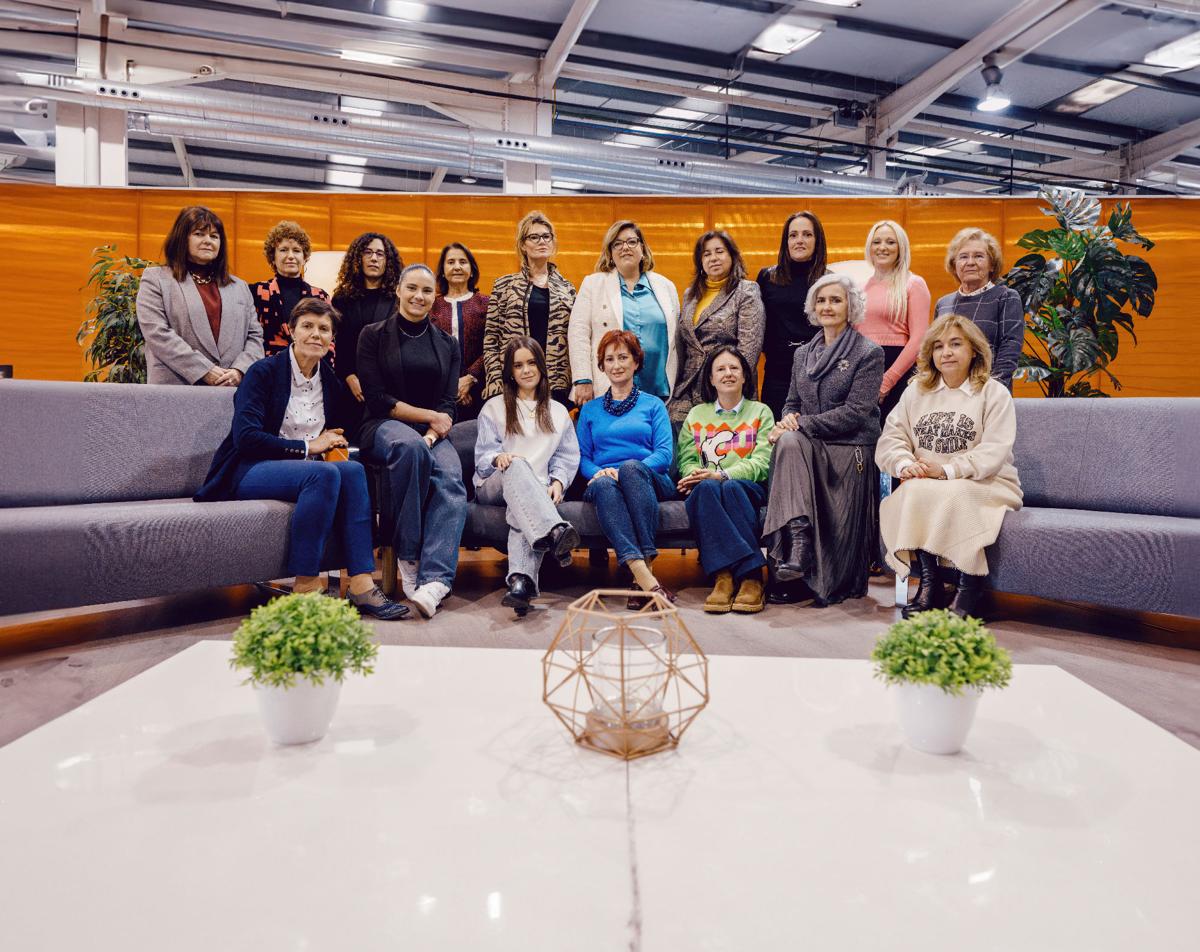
[756,210,829,418]
[357,264,466,620]
[250,220,330,356]
[331,232,403,407]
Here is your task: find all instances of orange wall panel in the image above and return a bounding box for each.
[0,184,1195,397]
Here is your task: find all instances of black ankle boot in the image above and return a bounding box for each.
[902,550,942,618]
[766,558,812,604]
[502,573,537,617]
[950,572,986,619]
[775,517,813,582]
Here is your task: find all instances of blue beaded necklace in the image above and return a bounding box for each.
[603,384,640,417]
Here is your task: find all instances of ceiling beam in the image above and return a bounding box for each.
[539,0,600,92]
[427,165,446,192]
[169,133,194,185]
[1126,115,1200,178]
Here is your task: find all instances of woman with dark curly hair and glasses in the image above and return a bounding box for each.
[251,219,330,357]
[331,232,403,406]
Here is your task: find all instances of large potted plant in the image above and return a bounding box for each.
[77,245,155,383]
[871,609,1012,755]
[231,592,380,745]
[1004,185,1156,397]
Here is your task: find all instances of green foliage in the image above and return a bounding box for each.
[77,245,156,383]
[230,592,379,689]
[1003,186,1157,398]
[871,609,1012,696]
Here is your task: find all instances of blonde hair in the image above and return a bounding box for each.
[864,219,912,327]
[914,313,993,392]
[944,227,1004,282]
[595,220,655,274]
[515,210,555,269]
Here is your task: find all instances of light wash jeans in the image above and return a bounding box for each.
[475,457,566,590]
[370,420,467,588]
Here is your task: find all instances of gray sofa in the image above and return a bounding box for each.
[0,379,343,616]
[987,397,1200,617]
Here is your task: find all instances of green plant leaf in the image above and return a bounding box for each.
[1048,326,1101,373]
[78,245,155,383]
[1001,252,1059,315]
[1040,185,1101,231]
[871,610,1012,695]
[1107,203,1155,250]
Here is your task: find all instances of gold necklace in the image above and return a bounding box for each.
[191,271,214,286]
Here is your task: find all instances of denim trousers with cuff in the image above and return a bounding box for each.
[475,457,566,590]
[582,460,675,565]
[684,477,768,580]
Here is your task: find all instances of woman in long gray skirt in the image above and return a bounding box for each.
[763,272,884,606]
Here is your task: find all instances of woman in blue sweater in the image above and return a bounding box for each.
[577,329,677,607]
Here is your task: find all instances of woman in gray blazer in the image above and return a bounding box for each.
[667,230,764,424]
[136,206,263,386]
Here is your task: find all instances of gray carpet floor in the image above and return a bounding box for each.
[2,551,1198,750]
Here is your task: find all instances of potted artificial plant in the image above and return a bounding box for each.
[231,592,379,745]
[871,609,1012,755]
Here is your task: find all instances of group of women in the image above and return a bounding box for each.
[140,204,1025,624]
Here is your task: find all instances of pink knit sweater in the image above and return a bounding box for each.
[860,273,932,394]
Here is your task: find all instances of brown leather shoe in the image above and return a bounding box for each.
[732,573,766,614]
[703,571,735,614]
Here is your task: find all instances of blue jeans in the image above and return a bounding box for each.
[233,459,375,578]
[684,478,768,579]
[583,460,675,565]
[475,458,565,590]
[371,420,467,588]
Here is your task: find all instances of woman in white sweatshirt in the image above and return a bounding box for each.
[875,313,1022,619]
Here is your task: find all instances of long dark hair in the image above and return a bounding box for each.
[333,232,403,300]
[435,242,480,295]
[699,344,756,403]
[163,206,231,285]
[501,336,553,437]
[771,210,828,287]
[686,230,746,304]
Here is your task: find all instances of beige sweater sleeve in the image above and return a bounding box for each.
[948,380,1017,480]
[874,384,918,476]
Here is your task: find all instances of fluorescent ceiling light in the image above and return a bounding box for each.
[1144,29,1200,71]
[330,153,368,166]
[801,0,860,6]
[459,175,477,184]
[552,180,585,191]
[382,1,428,19]
[1051,77,1137,115]
[341,49,400,66]
[748,16,822,60]
[656,106,707,122]
[326,168,364,188]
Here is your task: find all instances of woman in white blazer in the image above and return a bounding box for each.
[568,220,680,405]
[136,205,263,386]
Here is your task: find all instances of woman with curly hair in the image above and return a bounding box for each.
[250,220,330,357]
[331,232,403,406]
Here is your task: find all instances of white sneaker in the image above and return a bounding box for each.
[409,581,450,619]
[397,559,419,600]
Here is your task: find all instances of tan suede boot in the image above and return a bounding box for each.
[703,570,735,613]
[732,570,766,614]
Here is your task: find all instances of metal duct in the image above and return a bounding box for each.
[4,71,950,196]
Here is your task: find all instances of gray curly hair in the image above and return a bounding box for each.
[804,272,866,327]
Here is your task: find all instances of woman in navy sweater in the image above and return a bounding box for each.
[577,329,676,606]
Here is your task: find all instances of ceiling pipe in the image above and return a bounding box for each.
[4,72,951,196]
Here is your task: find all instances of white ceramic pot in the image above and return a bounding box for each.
[255,677,342,745]
[893,682,982,755]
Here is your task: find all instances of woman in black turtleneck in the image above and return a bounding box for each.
[331,232,403,410]
[250,220,330,357]
[756,210,830,419]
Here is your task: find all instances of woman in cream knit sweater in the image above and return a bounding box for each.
[875,313,1022,619]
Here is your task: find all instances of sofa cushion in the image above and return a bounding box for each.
[988,505,1200,617]
[1012,398,1200,518]
[465,499,695,547]
[0,380,234,507]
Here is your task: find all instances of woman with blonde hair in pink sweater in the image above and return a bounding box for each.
[858,219,931,424]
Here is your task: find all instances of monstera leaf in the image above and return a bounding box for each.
[1040,185,1102,231]
[1107,203,1155,250]
[1047,326,1101,373]
[1017,228,1087,260]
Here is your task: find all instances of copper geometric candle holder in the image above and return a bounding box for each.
[542,589,710,761]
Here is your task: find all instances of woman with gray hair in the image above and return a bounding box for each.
[760,272,885,606]
[934,227,1025,389]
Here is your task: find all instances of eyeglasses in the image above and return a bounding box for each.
[955,252,989,262]
[524,232,554,244]
[362,249,387,259]
[610,237,641,251]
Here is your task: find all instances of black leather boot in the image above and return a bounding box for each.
[502,573,537,617]
[774,517,814,583]
[950,572,986,619]
[766,559,811,604]
[902,550,942,618]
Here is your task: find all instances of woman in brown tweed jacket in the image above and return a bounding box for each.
[667,230,765,424]
[482,210,577,403]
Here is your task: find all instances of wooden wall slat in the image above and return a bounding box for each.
[0,184,1194,397]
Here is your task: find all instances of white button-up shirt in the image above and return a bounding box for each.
[279,346,325,457]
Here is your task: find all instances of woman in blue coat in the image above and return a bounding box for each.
[195,297,407,620]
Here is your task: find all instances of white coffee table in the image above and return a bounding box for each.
[1,642,1195,951]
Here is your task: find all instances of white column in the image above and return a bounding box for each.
[503,86,552,195]
[54,102,127,186]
